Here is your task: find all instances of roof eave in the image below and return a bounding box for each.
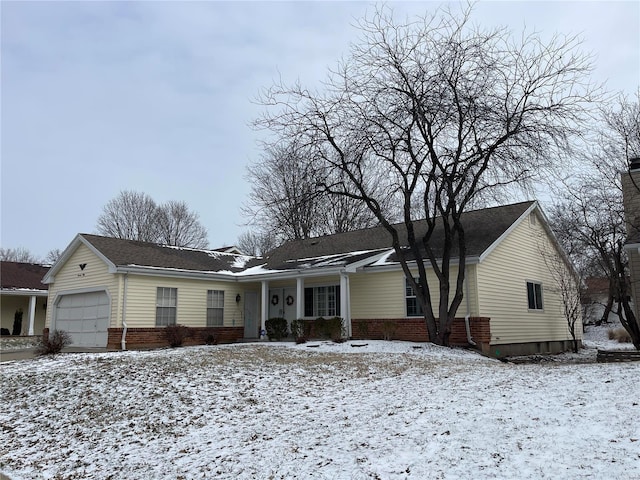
[236,266,347,282]
[115,265,238,282]
[0,288,48,297]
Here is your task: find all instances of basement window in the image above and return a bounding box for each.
[526,281,543,310]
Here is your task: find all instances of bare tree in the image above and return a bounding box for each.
[96,190,160,242]
[243,141,385,245]
[550,91,640,348]
[44,249,63,265]
[156,200,209,249]
[237,230,277,256]
[255,5,597,345]
[243,143,320,242]
[0,247,40,263]
[96,190,210,248]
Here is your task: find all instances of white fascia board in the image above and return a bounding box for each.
[478,202,538,263]
[0,288,48,297]
[115,265,239,282]
[236,266,347,282]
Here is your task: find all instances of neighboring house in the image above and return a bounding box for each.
[622,157,640,320]
[582,277,635,325]
[43,200,581,357]
[1,261,49,336]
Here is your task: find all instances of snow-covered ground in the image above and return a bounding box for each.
[0,337,41,351]
[1,338,639,480]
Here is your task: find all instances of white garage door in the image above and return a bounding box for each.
[55,291,110,348]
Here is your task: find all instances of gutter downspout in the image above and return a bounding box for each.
[464,277,476,346]
[121,273,128,351]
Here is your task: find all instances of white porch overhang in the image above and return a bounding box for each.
[1,288,48,336]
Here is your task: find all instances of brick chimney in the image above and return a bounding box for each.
[622,157,640,319]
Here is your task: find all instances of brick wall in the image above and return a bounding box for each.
[351,317,491,347]
[108,327,244,350]
[45,327,244,349]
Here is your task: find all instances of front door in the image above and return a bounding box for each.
[269,288,297,332]
[244,292,259,339]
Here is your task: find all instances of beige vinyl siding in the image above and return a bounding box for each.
[123,275,243,328]
[476,214,582,345]
[350,266,478,319]
[46,244,119,328]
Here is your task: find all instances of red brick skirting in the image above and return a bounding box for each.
[351,317,491,346]
[109,327,244,350]
[45,327,245,350]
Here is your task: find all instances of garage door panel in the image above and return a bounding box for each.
[56,320,72,332]
[55,291,109,348]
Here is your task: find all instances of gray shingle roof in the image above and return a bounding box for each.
[80,235,255,273]
[264,201,535,270]
[1,261,50,290]
[79,201,535,275]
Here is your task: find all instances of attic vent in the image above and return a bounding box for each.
[310,240,319,246]
[529,212,537,226]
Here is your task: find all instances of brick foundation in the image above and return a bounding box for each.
[350,317,491,347]
[108,327,244,350]
[45,327,245,350]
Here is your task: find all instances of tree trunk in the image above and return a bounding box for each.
[598,294,614,326]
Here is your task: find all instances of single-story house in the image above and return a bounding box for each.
[43,200,581,356]
[1,261,49,336]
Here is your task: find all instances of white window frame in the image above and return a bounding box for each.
[156,287,177,326]
[305,285,340,317]
[405,277,424,317]
[207,290,224,326]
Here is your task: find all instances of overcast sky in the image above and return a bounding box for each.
[2,1,638,260]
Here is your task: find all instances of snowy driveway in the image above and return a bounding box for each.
[1,342,638,479]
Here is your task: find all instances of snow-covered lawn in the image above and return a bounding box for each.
[1,341,638,480]
[0,337,41,351]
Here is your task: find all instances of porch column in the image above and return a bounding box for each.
[340,273,351,338]
[260,280,269,339]
[27,295,37,336]
[296,277,304,320]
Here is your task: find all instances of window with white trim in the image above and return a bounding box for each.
[304,285,340,317]
[156,287,177,326]
[527,281,543,310]
[207,290,224,326]
[406,277,424,317]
